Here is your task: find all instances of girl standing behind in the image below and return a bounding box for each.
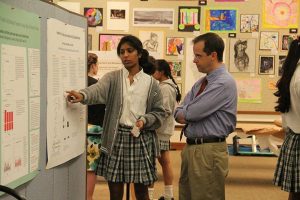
[150,59,181,200]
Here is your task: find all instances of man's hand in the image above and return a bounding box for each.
[65,90,83,103]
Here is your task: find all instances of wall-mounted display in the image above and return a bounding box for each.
[259,31,279,50]
[99,34,127,51]
[259,55,275,75]
[240,14,259,33]
[205,9,237,32]
[139,31,164,59]
[278,55,286,76]
[133,8,174,28]
[167,61,182,80]
[107,2,129,30]
[281,34,297,50]
[84,8,103,27]
[178,6,200,32]
[166,37,184,56]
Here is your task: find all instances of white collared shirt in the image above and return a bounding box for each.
[119,67,151,126]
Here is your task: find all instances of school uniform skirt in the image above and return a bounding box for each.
[96,125,158,186]
[273,128,300,192]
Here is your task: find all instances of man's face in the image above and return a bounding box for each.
[193,41,213,73]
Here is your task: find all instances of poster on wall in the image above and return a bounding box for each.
[166,37,184,56]
[205,9,237,32]
[139,31,164,59]
[107,2,129,31]
[178,6,201,32]
[46,18,86,169]
[0,2,40,189]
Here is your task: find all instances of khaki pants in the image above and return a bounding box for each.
[179,142,229,200]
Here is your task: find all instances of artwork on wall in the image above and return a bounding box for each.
[229,38,256,73]
[262,0,299,28]
[240,14,259,33]
[167,61,182,80]
[205,9,237,32]
[282,35,297,50]
[177,83,183,95]
[215,0,244,2]
[259,31,279,50]
[133,8,174,28]
[84,8,103,27]
[99,34,127,51]
[235,78,262,103]
[107,2,129,30]
[166,37,184,55]
[178,6,200,32]
[88,34,92,51]
[259,55,275,75]
[278,55,286,76]
[139,31,164,59]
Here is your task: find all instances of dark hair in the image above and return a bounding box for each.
[274,39,300,113]
[192,32,224,62]
[155,59,182,102]
[117,35,150,72]
[87,53,98,72]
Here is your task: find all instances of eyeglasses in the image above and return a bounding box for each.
[193,55,201,61]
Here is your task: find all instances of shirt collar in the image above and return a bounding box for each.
[206,64,226,82]
[122,67,144,81]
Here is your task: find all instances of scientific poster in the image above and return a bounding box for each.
[0,2,40,188]
[46,18,86,169]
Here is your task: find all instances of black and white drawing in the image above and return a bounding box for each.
[133,8,174,27]
[259,55,275,75]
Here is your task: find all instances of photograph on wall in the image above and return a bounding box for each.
[107,2,129,30]
[84,8,103,27]
[262,0,299,28]
[229,38,256,73]
[99,34,127,51]
[259,31,279,50]
[282,35,297,50]
[240,14,259,33]
[133,8,174,28]
[167,61,182,80]
[205,9,237,32]
[259,55,275,75]
[178,6,200,32]
[166,37,184,56]
[139,31,164,59]
[278,55,286,76]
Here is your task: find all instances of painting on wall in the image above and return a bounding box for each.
[133,8,174,28]
[259,55,275,75]
[99,34,127,51]
[262,0,299,28]
[259,31,279,50]
[139,31,164,59]
[166,37,184,56]
[205,9,237,32]
[84,8,103,27]
[178,6,200,32]
[240,14,259,33]
[282,35,297,50]
[167,61,182,80]
[229,38,256,73]
[278,55,286,76]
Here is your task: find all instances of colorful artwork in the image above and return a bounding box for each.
[259,56,275,75]
[205,9,237,32]
[282,35,297,50]
[236,79,262,103]
[84,8,103,27]
[139,31,164,59]
[240,14,259,33]
[166,37,184,55]
[178,7,201,32]
[167,61,182,80]
[263,0,299,28]
[278,55,286,76]
[99,34,126,51]
[259,31,279,50]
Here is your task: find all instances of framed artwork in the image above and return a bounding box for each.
[240,14,259,33]
[84,8,103,27]
[259,31,279,50]
[98,34,127,51]
[229,38,256,73]
[133,8,174,28]
[167,61,182,80]
[178,6,201,32]
[88,34,92,51]
[205,9,237,32]
[259,55,275,75]
[107,2,129,31]
[262,0,298,28]
[278,55,286,76]
[166,37,184,56]
[139,31,164,59]
[282,35,297,50]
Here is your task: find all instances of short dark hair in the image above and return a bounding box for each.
[87,53,98,72]
[192,32,224,62]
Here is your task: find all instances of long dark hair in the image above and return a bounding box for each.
[155,59,181,102]
[274,39,300,113]
[117,35,152,73]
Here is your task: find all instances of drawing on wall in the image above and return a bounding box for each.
[139,31,164,59]
[278,55,286,76]
[205,9,237,32]
[259,31,279,50]
[229,38,256,73]
[166,37,184,56]
[107,2,129,30]
[133,8,174,27]
[263,0,299,28]
[84,8,103,27]
[282,35,297,50]
[178,6,200,32]
[88,34,92,51]
[99,34,126,51]
[240,14,259,33]
[259,55,275,75]
[167,61,182,80]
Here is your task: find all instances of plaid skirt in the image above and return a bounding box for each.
[96,125,157,186]
[159,140,170,151]
[273,128,300,192]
